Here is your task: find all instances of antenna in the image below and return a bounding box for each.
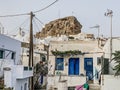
[90,24,100,38]
[90,24,100,47]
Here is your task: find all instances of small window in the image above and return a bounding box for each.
[11,52,15,59]
[0,50,4,59]
[97,57,101,65]
[68,87,75,90]
[41,54,46,61]
[29,67,32,71]
[54,88,58,90]
[24,66,28,70]
[55,58,64,70]
[87,61,92,65]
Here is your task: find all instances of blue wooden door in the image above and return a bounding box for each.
[69,58,79,75]
[75,58,79,75]
[84,58,93,80]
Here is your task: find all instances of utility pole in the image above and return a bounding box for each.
[105,9,113,61]
[29,11,35,90]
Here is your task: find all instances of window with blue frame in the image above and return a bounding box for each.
[55,58,64,70]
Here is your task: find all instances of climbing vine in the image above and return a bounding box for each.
[51,50,84,56]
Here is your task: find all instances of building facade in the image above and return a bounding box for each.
[0,34,33,90]
[47,39,103,90]
[101,37,120,90]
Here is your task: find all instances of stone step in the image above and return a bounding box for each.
[89,84,101,90]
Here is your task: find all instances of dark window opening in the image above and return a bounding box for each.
[102,58,109,74]
[97,57,102,65]
[68,87,75,90]
[41,54,46,62]
[11,52,15,59]
[24,66,28,70]
[0,50,4,59]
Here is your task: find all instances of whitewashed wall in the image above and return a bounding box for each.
[15,78,29,90]
[101,75,120,90]
[0,34,21,64]
[0,35,32,90]
[4,65,32,90]
[103,38,120,74]
[47,75,86,89]
[0,34,21,78]
[48,40,99,75]
[47,40,103,89]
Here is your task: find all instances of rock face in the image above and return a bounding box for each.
[36,16,82,38]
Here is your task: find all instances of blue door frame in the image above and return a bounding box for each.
[84,58,93,80]
[69,58,79,75]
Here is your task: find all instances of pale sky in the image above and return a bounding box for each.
[0,0,120,37]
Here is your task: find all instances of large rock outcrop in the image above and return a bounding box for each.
[36,16,82,38]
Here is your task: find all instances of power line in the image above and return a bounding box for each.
[0,13,30,18]
[3,15,45,36]
[34,16,44,26]
[33,0,58,13]
[8,17,30,35]
[33,17,41,33]
[0,0,58,18]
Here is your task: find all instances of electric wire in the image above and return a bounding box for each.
[0,13,30,18]
[6,16,45,36]
[33,0,58,13]
[34,16,44,26]
[0,0,58,18]
[32,18,41,34]
[8,17,30,35]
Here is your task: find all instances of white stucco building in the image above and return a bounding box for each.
[11,29,48,66]
[101,37,120,90]
[0,34,33,90]
[47,34,104,90]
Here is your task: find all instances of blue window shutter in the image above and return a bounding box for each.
[75,58,79,75]
[69,58,79,75]
[69,58,74,75]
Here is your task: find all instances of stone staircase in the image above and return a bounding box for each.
[89,84,101,90]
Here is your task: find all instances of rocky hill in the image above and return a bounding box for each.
[35,16,82,38]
